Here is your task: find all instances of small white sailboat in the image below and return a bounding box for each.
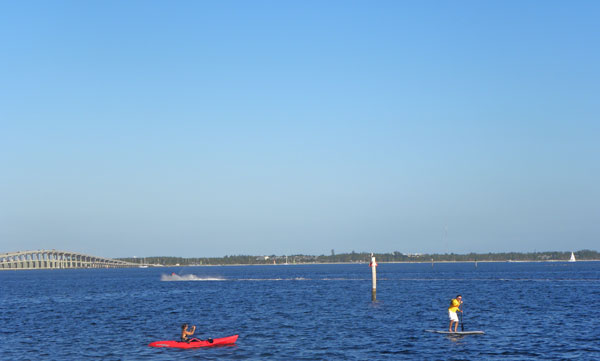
[569,252,576,262]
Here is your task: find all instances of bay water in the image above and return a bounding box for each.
[1,261,599,360]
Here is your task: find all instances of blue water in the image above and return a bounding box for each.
[2,262,599,360]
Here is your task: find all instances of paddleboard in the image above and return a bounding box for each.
[149,334,238,348]
[425,330,484,335]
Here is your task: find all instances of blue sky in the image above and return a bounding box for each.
[1,1,598,258]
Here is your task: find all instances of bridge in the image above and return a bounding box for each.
[0,250,139,270]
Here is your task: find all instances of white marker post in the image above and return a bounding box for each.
[370,253,377,301]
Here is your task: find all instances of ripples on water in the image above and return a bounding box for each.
[1,262,599,360]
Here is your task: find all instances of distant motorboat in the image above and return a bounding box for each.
[569,252,576,262]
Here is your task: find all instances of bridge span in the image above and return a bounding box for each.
[0,250,138,270]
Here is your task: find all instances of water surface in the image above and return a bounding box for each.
[1,262,599,360]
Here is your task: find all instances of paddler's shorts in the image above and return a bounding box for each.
[448,310,459,322]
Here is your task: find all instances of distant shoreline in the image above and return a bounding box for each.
[118,250,599,267]
[5,249,597,269]
[157,259,600,267]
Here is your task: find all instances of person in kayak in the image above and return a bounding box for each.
[181,324,198,342]
[181,323,213,343]
[448,295,463,332]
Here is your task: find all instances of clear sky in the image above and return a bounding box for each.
[1,1,598,258]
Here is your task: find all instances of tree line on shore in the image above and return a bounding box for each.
[118,249,599,266]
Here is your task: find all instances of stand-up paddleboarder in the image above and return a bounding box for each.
[448,295,463,332]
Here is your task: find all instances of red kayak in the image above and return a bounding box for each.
[149,335,238,349]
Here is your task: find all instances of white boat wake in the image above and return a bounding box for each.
[160,274,225,281]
